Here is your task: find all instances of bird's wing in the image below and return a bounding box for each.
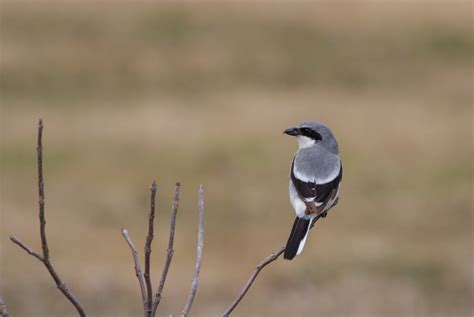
[291,159,342,207]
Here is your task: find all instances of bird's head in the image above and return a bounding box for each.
[284,121,339,154]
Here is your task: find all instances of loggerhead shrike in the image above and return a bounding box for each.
[283,122,343,260]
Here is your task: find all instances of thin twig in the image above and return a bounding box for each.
[0,296,9,317]
[221,245,286,317]
[9,119,86,317]
[9,236,43,261]
[144,181,157,317]
[37,119,49,260]
[182,185,205,317]
[122,228,147,317]
[152,182,181,316]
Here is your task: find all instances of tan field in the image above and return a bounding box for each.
[1,1,472,316]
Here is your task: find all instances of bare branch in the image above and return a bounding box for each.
[43,260,86,316]
[0,296,9,317]
[222,245,286,317]
[9,119,86,317]
[9,119,291,317]
[152,182,181,315]
[9,235,43,261]
[37,119,49,260]
[144,181,157,316]
[182,185,205,317]
[122,228,147,316]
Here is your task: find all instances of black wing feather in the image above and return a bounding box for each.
[291,159,343,205]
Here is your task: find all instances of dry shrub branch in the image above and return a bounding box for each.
[8,120,286,316]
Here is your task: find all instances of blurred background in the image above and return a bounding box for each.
[1,1,472,316]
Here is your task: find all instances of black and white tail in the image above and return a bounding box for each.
[284,217,311,260]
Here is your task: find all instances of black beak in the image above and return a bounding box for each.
[284,127,300,136]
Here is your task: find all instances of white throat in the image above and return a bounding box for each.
[297,136,315,149]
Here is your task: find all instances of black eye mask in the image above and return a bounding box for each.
[300,128,322,141]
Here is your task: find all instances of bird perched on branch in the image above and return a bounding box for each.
[283,122,342,260]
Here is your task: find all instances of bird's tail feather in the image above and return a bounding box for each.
[284,217,311,260]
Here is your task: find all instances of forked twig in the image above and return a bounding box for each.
[182,185,205,317]
[222,245,286,316]
[152,182,181,315]
[144,181,158,316]
[9,119,86,317]
[0,296,9,317]
[121,228,148,316]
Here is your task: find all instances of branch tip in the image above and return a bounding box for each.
[152,182,182,315]
[122,227,147,315]
[182,185,205,317]
[144,179,158,316]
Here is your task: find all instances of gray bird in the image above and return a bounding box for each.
[283,122,343,260]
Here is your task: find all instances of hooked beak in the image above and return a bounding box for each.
[283,127,300,136]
